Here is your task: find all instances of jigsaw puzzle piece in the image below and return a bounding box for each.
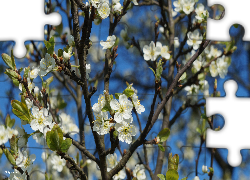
[0,0,61,58]
[206,0,250,42]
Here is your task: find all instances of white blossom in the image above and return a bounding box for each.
[131,94,145,114]
[114,3,122,12]
[98,3,110,19]
[92,93,106,113]
[193,176,200,180]
[133,164,146,180]
[173,0,183,12]
[202,165,208,173]
[156,42,171,59]
[106,153,118,168]
[174,37,180,48]
[50,154,66,172]
[63,51,71,61]
[30,67,40,79]
[143,41,161,61]
[115,121,136,144]
[39,53,56,77]
[199,80,209,96]
[0,125,8,145]
[93,112,114,135]
[90,0,100,8]
[25,98,33,109]
[205,45,222,59]
[16,149,36,173]
[209,61,218,77]
[187,30,202,50]
[217,55,229,79]
[100,35,116,49]
[182,0,195,15]
[30,107,53,132]
[6,127,18,139]
[195,3,209,21]
[110,94,133,123]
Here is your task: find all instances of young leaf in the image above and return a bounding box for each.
[123,88,134,97]
[168,153,179,171]
[158,144,165,152]
[5,114,15,128]
[165,169,179,180]
[11,100,31,123]
[60,138,72,153]
[157,128,170,142]
[46,124,63,151]
[58,49,63,58]
[2,52,15,70]
[157,174,166,180]
[3,148,16,165]
[24,67,30,78]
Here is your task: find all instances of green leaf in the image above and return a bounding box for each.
[60,138,72,153]
[24,67,30,78]
[46,76,54,87]
[11,100,31,123]
[5,114,15,128]
[157,128,170,142]
[113,130,118,139]
[123,89,134,97]
[12,79,19,86]
[44,37,55,55]
[58,49,63,57]
[157,174,166,180]
[102,105,110,112]
[46,124,63,151]
[158,144,165,152]
[165,169,179,180]
[156,59,163,81]
[2,51,15,70]
[3,148,16,165]
[9,135,18,156]
[168,153,179,171]
[115,93,122,99]
[4,69,19,79]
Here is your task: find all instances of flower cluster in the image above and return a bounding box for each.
[106,153,126,180]
[143,41,171,61]
[0,125,18,145]
[173,0,195,15]
[100,35,116,49]
[209,55,229,79]
[92,85,145,144]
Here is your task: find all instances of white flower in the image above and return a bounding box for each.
[98,2,110,19]
[193,60,202,71]
[106,153,118,168]
[92,94,106,113]
[205,45,222,59]
[184,84,199,95]
[174,37,180,48]
[199,80,209,96]
[202,165,208,173]
[187,30,202,50]
[159,27,164,33]
[30,107,53,132]
[133,164,146,180]
[114,3,122,12]
[115,121,136,144]
[173,0,183,12]
[6,127,18,139]
[182,0,195,15]
[25,98,33,109]
[131,94,145,114]
[209,61,218,77]
[30,67,40,79]
[9,169,27,180]
[90,0,100,8]
[112,169,126,180]
[39,53,56,77]
[50,154,66,172]
[93,112,114,135]
[86,64,91,79]
[0,125,8,145]
[195,4,208,21]
[193,176,200,180]
[217,55,229,79]
[63,51,71,61]
[143,41,161,61]
[110,94,133,123]
[156,42,171,59]
[16,149,36,173]
[67,34,74,46]
[16,126,28,148]
[67,123,79,134]
[100,35,116,49]
[34,86,39,96]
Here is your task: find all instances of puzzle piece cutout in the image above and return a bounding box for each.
[206,80,250,167]
[0,0,61,58]
[207,0,250,41]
